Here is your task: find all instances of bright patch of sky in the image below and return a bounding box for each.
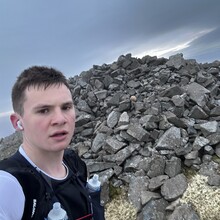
[134,28,216,58]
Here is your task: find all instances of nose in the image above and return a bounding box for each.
[52,109,67,125]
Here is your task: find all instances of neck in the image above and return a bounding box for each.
[21,144,66,178]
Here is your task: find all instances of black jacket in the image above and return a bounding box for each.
[0,149,94,220]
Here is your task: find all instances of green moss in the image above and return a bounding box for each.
[109,184,125,199]
[182,166,197,181]
[212,155,220,164]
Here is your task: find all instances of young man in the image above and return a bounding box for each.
[0,66,102,219]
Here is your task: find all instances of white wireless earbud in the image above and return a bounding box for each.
[17,120,23,130]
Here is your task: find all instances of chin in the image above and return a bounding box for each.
[53,146,67,152]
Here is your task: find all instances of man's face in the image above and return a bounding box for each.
[20,84,75,152]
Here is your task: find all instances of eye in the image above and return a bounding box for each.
[38,108,49,114]
[62,104,73,111]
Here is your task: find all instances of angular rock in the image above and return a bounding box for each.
[148,175,169,191]
[118,100,131,112]
[141,191,161,206]
[105,137,127,153]
[147,155,166,178]
[185,82,210,107]
[85,161,116,173]
[139,198,169,220]
[75,113,93,127]
[161,174,188,201]
[208,174,220,186]
[124,155,145,172]
[168,204,200,220]
[91,133,107,153]
[165,157,182,178]
[192,136,210,151]
[94,90,108,100]
[128,176,149,211]
[107,92,122,107]
[107,111,120,128]
[188,105,209,119]
[166,53,186,70]
[127,124,150,142]
[103,143,140,165]
[76,99,92,113]
[118,111,130,126]
[160,85,184,98]
[194,121,218,137]
[155,126,181,151]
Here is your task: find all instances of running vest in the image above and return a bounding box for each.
[0,149,93,220]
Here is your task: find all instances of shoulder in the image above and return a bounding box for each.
[0,170,20,183]
[0,151,45,198]
[0,150,25,170]
[0,170,24,196]
[0,170,25,220]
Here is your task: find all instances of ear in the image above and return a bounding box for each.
[10,113,23,131]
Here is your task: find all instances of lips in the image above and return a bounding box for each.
[50,131,68,137]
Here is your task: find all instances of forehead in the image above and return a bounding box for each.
[24,84,72,104]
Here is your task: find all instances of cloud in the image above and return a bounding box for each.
[133,27,216,59]
[177,26,220,61]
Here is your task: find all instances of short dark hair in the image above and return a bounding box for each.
[12,66,71,115]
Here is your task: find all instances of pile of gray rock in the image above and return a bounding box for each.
[1,53,220,219]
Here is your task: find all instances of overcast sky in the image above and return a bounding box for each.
[1,0,220,138]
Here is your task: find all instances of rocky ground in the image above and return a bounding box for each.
[1,53,220,219]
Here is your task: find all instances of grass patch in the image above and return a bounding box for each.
[105,184,137,220]
[180,173,220,219]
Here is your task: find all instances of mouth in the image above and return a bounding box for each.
[50,131,68,138]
